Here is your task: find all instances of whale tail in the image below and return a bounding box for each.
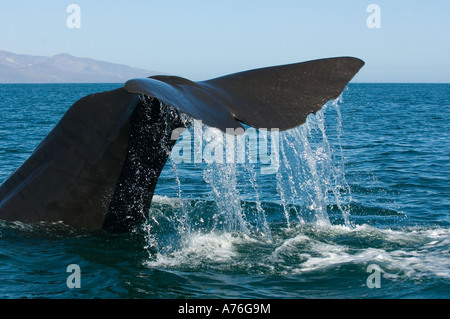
[0,57,364,231]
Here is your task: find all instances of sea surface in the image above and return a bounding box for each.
[0,83,448,299]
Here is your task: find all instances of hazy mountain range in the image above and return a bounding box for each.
[0,50,159,83]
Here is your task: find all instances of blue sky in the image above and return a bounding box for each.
[1,0,449,82]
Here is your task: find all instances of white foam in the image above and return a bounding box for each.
[151,195,181,207]
[274,225,450,279]
[144,232,252,269]
[143,223,450,281]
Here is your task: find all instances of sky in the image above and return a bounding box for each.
[0,0,449,82]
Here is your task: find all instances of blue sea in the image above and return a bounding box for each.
[0,83,448,300]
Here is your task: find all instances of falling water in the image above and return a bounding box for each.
[203,160,250,234]
[276,97,353,227]
[145,97,353,256]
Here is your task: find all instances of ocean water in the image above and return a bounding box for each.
[0,83,448,299]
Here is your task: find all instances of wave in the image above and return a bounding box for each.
[143,216,450,281]
[144,196,450,281]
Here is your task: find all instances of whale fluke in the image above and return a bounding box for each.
[125,57,364,132]
[0,57,364,232]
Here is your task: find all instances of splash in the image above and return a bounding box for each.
[145,96,353,255]
[276,97,353,227]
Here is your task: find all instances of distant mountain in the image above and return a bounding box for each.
[0,50,159,83]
